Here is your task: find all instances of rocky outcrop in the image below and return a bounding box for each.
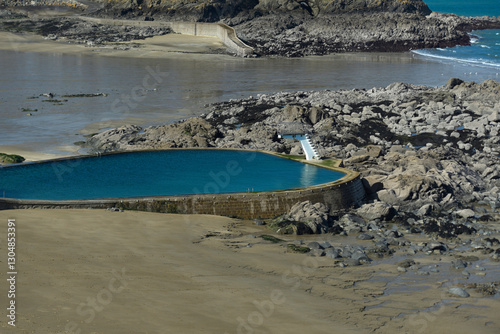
[96,0,431,21]
[231,12,479,56]
[255,0,431,16]
[0,17,172,45]
[269,200,345,235]
[283,200,333,234]
[355,201,396,221]
[87,118,221,152]
[95,0,257,21]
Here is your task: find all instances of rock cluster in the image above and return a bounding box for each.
[94,0,433,21]
[230,12,471,56]
[0,17,172,45]
[0,0,85,9]
[265,199,500,276]
[270,200,336,234]
[299,240,372,266]
[87,118,221,152]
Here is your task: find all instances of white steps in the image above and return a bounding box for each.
[300,134,321,161]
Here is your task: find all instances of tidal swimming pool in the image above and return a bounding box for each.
[0,150,346,201]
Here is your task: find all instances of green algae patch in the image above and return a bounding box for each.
[287,244,311,253]
[260,235,284,243]
[0,153,25,164]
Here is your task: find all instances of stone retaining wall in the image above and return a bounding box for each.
[79,17,254,57]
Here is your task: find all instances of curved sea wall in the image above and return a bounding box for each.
[0,163,365,219]
[79,17,253,56]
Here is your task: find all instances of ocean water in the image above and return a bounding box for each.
[414,0,500,68]
[413,29,500,68]
[425,0,500,17]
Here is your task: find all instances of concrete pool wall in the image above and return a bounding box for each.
[0,150,366,219]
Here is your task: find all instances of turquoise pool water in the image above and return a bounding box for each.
[0,150,345,200]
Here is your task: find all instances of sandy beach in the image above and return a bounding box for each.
[0,209,498,333]
[0,31,226,58]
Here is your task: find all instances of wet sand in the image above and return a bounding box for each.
[0,209,498,333]
[0,31,226,58]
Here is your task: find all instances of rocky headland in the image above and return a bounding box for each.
[231,12,500,56]
[1,0,500,56]
[86,0,500,56]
